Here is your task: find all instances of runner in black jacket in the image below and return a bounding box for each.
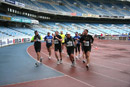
[80,29,94,70]
[65,32,75,67]
[54,31,63,65]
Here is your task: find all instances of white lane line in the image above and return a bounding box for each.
[27,46,95,87]
[40,50,130,84]
[66,75,95,87]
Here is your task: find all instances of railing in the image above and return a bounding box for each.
[0,0,130,19]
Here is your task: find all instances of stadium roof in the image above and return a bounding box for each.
[119,0,130,1]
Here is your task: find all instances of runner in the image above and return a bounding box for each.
[65,32,69,58]
[60,31,66,53]
[65,32,75,67]
[44,32,53,60]
[54,31,63,64]
[78,33,81,36]
[80,29,94,70]
[52,33,55,48]
[31,31,43,67]
[81,32,85,63]
[73,32,81,59]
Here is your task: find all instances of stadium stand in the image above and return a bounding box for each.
[2,0,129,16]
[1,22,129,38]
[0,0,130,47]
[0,27,28,37]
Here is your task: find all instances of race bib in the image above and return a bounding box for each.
[75,40,78,44]
[48,39,52,43]
[84,41,89,46]
[67,41,73,47]
[36,38,41,42]
[36,38,39,41]
[54,40,59,44]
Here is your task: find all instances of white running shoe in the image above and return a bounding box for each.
[60,59,62,64]
[40,58,43,63]
[87,64,90,67]
[86,64,90,70]
[75,56,79,60]
[35,62,39,67]
[57,60,60,65]
[67,55,69,58]
[78,54,81,58]
[71,61,76,67]
[82,60,86,63]
[48,56,51,60]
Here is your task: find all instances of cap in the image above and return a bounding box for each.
[66,32,71,35]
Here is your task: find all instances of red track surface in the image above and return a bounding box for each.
[3,39,130,87]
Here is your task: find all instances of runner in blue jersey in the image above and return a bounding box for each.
[73,32,81,59]
[44,32,53,60]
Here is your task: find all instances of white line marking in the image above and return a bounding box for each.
[27,46,95,87]
[66,75,95,87]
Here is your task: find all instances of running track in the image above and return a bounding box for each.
[0,39,130,87]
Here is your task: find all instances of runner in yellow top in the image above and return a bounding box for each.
[31,31,43,67]
[60,31,66,53]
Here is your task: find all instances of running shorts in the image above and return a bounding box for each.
[55,46,62,52]
[83,47,91,53]
[67,47,74,56]
[46,44,52,48]
[34,45,41,52]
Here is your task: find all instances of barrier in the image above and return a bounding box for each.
[119,37,128,40]
[0,37,31,48]
[128,37,130,40]
[22,38,31,43]
[0,39,8,47]
[5,0,15,4]
[1,0,130,19]
[99,36,128,40]
[7,39,13,45]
